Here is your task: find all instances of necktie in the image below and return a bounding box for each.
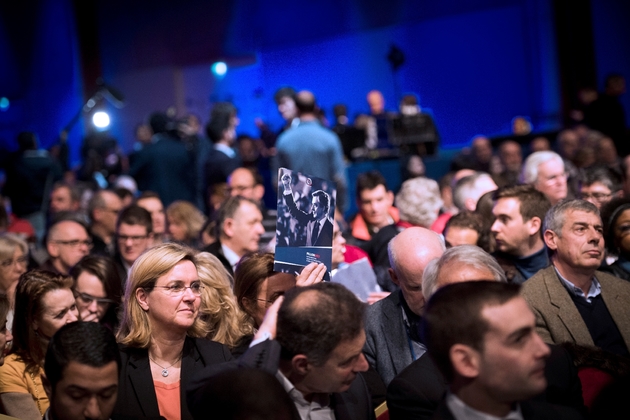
[311,221,320,245]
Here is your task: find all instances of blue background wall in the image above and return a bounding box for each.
[0,0,628,168]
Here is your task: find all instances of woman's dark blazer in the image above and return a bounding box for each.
[113,336,233,420]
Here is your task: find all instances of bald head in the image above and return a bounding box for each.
[388,227,445,315]
[295,91,316,115]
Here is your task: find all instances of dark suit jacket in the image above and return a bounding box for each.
[387,345,585,420]
[364,291,413,386]
[128,134,195,206]
[284,192,333,247]
[522,266,630,350]
[430,398,583,420]
[113,337,232,420]
[202,240,234,276]
[188,340,375,420]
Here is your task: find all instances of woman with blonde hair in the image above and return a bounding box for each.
[166,201,206,248]
[0,270,78,419]
[196,252,253,356]
[114,242,231,420]
[0,234,28,317]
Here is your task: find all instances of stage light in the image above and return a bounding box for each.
[212,61,228,77]
[0,97,9,111]
[92,111,110,128]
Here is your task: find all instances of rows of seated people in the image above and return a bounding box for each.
[0,80,628,419]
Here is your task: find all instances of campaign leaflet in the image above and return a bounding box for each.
[274,167,336,280]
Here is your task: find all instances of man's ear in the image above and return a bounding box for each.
[386,190,394,206]
[388,268,400,287]
[136,287,150,311]
[47,241,59,258]
[291,354,310,376]
[223,218,235,239]
[544,229,558,250]
[42,373,52,400]
[450,344,480,379]
[526,217,542,236]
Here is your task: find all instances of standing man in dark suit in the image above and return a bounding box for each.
[422,282,581,420]
[522,199,630,356]
[281,173,333,247]
[363,227,445,386]
[188,282,375,420]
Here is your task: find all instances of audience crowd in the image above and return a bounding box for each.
[0,77,628,419]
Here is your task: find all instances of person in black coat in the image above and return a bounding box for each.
[113,243,232,420]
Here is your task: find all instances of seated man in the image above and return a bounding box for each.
[348,171,398,247]
[387,247,583,420]
[227,167,277,251]
[578,165,623,210]
[522,199,630,356]
[49,182,80,217]
[203,196,264,275]
[114,205,153,284]
[420,282,581,419]
[88,190,123,257]
[521,151,568,205]
[491,185,551,283]
[364,227,445,386]
[42,322,120,420]
[41,218,92,275]
[452,172,497,212]
[135,191,167,246]
[189,282,375,420]
[442,211,484,248]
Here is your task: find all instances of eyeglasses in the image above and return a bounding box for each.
[149,282,204,297]
[0,255,28,268]
[52,240,93,248]
[227,185,255,194]
[579,192,613,202]
[74,292,117,306]
[117,234,149,243]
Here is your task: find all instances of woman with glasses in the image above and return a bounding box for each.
[69,255,122,330]
[0,270,78,420]
[601,197,630,281]
[0,233,28,328]
[114,243,232,420]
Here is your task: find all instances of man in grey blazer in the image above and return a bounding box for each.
[363,227,445,386]
[522,199,630,357]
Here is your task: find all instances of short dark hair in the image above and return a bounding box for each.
[274,86,296,104]
[276,282,365,366]
[580,165,622,194]
[421,281,521,382]
[443,211,484,247]
[70,255,123,329]
[312,190,330,214]
[216,196,260,238]
[206,103,236,143]
[136,191,162,202]
[52,182,80,203]
[116,205,152,233]
[356,170,388,200]
[188,368,295,420]
[17,132,38,151]
[493,185,551,224]
[44,322,120,390]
